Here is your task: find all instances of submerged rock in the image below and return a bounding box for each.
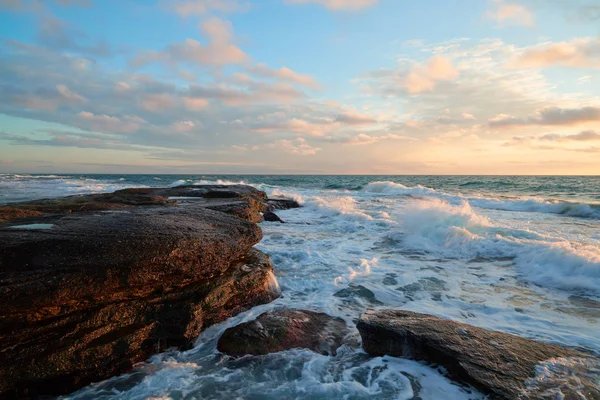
[357,310,599,400]
[334,284,383,305]
[217,309,350,356]
[263,211,285,223]
[0,185,286,398]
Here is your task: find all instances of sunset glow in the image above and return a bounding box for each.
[0,0,598,174]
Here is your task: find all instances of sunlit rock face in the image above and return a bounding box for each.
[357,310,600,400]
[0,185,285,398]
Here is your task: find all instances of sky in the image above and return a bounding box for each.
[0,0,599,174]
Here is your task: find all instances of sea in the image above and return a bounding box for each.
[2,174,600,399]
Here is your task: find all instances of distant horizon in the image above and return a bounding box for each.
[1,0,599,175]
[3,171,600,177]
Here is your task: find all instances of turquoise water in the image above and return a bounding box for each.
[2,174,599,399]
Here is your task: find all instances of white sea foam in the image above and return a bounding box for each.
[394,198,600,295]
[364,181,600,219]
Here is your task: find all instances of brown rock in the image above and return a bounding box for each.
[357,310,600,400]
[217,309,350,356]
[0,185,283,398]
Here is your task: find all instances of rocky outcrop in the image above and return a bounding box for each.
[357,310,600,400]
[217,309,350,356]
[267,198,300,211]
[0,185,283,398]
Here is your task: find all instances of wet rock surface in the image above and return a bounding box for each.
[357,310,600,400]
[217,309,350,356]
[0,185,286,398]
[267,198,300,211]
[263,211,285,223]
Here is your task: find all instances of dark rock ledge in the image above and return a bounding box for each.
[357,310,600,400]
[0,185,298,398]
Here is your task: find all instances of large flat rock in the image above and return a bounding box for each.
[0,185,283,398]
[357,310,600,400]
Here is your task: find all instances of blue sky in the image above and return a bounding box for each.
[0,0,599,174]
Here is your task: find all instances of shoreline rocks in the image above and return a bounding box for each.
[357,309,600,400]
[217,309,350,356]
[0,185,295,398]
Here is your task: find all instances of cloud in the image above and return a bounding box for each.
[249,117,333,136]
[183,96,210,110]
[0,0,92,10]
[235,138,321,155]
[36,15,111,57]
[485,0,535,27]
[326,132,406,145]
[502,130,600,153]
[139,93,178,112]
[358,37,595,132]
[246,64,321,89]
[403,56,458,94]
[77,111,145,133]
[508,37,600,69]
[164,0,249,17]
[0,131,149,152]
[284,0,378,11]
[490,106,600,128]
[188,81,307,105]
[170,120,198,133]
[335,111,377,125]
[131,17,248,67]
[540,130,600,141]
[11,84,87,110]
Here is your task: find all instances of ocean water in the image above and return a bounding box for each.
[2,174,600,399]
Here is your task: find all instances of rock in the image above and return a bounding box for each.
[267,198,300,211]
[217,309,349,356]
[263,211,284,223]
[334,284,383,305]
[0,185,284,398]
[0,184,269,224]
[357,310,600,400]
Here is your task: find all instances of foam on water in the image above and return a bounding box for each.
[364,181,600,219]
[392,198,600,295]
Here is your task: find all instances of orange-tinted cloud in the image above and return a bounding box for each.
[485,0,534,27]
[509,38,600,69]
[404,56,458,94]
